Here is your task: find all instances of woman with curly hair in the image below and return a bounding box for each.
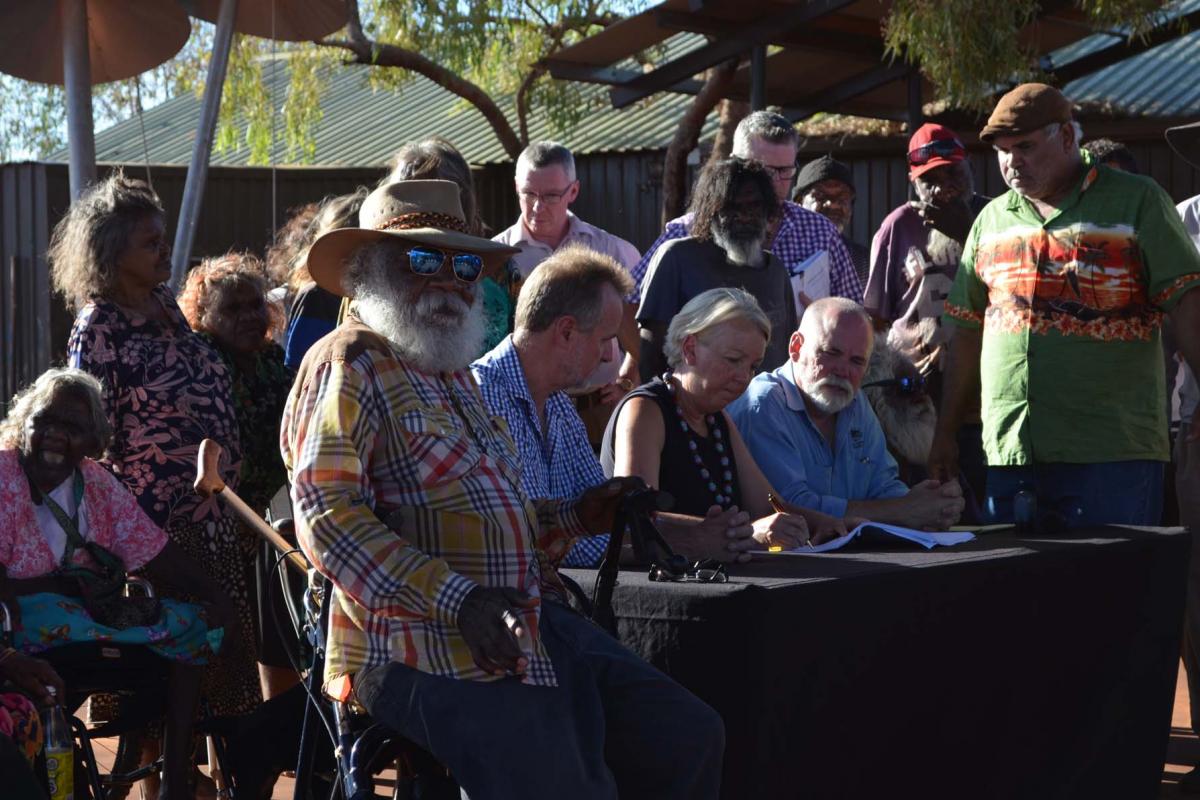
[52,172,261,720]
[178,253,299,701]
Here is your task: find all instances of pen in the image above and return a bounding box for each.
[767,492,814,550]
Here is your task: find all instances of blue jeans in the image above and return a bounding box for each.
[354,601,724,800]
[985,460,1164,527]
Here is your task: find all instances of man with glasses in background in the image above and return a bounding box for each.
[631,111,862,310]
[495,141,642,444]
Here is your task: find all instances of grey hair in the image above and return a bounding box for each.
[516,141,576,182]
[514,244,633,334]
[732,111,799,157]
[0,367,112,455]
[1045,120,1084,147]
[664,287,771,370]
[48,171,165,311]
[342,238,406,298]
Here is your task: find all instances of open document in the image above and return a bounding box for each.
[771,522,977,554]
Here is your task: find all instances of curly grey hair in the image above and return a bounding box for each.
[0,367,111,455]
[48,171,165,311]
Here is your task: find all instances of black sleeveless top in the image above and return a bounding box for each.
[600,378,743,517]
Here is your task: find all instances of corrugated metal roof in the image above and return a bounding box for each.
[56,34,718,167]
[1054,0,1200,117]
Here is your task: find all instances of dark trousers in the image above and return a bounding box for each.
[984,459,1164,527]
[355,601,725,800]
[1174,426,1200,738]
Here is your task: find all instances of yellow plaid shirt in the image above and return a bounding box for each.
[281,319,584,689]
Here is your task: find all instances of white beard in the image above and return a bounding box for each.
[802,375,855,415]
[861,340,938,465]
[356,281,486,374]
[712,226,766,267]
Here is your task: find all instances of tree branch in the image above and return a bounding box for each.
[660,58,739,224]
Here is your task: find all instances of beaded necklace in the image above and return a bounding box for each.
[664,373,735,508]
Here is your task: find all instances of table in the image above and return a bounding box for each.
[564,526,1190,799]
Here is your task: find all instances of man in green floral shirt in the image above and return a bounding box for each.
[929,83,1200,526]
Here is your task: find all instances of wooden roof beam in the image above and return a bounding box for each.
[545,59,705,94]
[609,0,858,109]
[655,9,883,60]
[780,61,911,122]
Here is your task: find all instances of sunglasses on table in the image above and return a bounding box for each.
[861,375,927,395]
[407,246,485,283]
[648,558,729,584]
[907,138,966,167]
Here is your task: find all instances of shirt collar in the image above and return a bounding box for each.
[488,335,537,407]
[516,211,588,248]
[1005,149,1098,216]
[771,362,810,413]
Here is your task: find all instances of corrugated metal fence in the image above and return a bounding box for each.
[3,137,1198,407]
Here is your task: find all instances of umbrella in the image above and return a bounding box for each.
[0,0,191,197]
[170,0,349,288]
[187,0,348,42]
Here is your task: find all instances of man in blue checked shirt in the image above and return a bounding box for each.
[472,244,631,567]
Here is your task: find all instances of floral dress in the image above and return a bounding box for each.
[68,285,260,715]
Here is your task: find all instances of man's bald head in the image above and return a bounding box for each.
[789,297,874,416]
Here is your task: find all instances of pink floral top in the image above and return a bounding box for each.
[0,451,167,579]
[68,285,242,529]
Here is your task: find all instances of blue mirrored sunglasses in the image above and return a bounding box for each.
[862,375,927,395]
[407,246,485,283]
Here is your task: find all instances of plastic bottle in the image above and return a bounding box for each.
[41,686,74,800]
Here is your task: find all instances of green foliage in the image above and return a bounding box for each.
[882,0,1177,113]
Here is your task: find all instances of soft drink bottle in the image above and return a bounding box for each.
[41,686,74,800]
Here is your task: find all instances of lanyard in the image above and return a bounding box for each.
[26,467,86,568]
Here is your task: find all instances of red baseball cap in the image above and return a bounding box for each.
[907,123,966,179]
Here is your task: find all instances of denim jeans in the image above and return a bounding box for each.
[354,600,725,800]
[985,460,1165,527]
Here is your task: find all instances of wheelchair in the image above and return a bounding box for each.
[0,578,235,800]
[195,439,458,800]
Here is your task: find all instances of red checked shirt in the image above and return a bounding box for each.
[281,319,585,690]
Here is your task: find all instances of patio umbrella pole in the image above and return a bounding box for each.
[171,0,239,289]
[62,0,96,199]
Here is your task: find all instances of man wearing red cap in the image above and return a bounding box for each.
[929,83,1200,528]
[864,123,989,506]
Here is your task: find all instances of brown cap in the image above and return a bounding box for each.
[979,83,1073,143]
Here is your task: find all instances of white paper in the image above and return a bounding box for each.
[790,250,831,317]
[771,521,976,554]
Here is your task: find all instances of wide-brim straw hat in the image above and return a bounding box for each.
[1166,121,1200,171]
[306,179,519,297]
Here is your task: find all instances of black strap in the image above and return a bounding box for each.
[24,468,85,568]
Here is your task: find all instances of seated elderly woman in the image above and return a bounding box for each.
[602,288,845,561]
[0,368,236,800]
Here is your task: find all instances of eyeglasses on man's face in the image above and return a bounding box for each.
[518,182,577,207]
[406,246,485,283]
[862,375,927,395]
[763,163,798,182]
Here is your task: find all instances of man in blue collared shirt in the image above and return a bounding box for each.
[728,298,964,528]
[472,245,633,567]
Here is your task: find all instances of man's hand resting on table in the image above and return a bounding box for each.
[457,586,540,676]
[902,479,965,530]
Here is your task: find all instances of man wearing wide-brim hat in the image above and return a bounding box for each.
[281,179,725,799]
[928,83,1200,529]
[1164,119,1200,794]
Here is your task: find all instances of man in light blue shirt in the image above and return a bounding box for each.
[472,244,632,567]
[728,298,963,528]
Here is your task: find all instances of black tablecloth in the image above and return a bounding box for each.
[563,526,1190,800]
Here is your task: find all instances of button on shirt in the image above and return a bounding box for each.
[630,202,862,305]
[493,213,640,389]
[944,154,1200,466]
[727,366,908,517]
[282,318,586,690]
[471,336,609,567]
